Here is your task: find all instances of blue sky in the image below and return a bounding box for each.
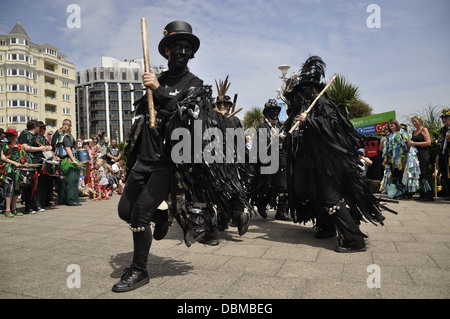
[1,0,449,120]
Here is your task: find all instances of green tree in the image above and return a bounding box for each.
[347,98,373,119]
[327,73,361,118]
[243,107,264,129]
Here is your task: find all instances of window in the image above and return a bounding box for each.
[44,47,57,57]
[86,71,89,82]
[62,94,70,101]
[7,69,34,79]
[100,71,104,80]
[8,115,28,123]
[62,81,69,88]
[122,72,127,80]
[7,53,33,63]
[0,117,3,124]
[63,108,71,115]
[62,68,69,75]
[7,100,37,110]
[10,37,29,46]
[7,84,33,93]
[110,72,114,80]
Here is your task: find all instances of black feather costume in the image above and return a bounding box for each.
[283,56,397,246]
[163,85,254,246]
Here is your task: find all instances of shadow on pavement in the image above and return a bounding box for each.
[108,251,194,280]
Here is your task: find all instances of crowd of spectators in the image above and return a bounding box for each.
[0,119,127,217]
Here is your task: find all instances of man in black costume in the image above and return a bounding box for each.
[436,108,450,200]
[249,99,291,221]
[283,56,396,252]
[113,21,203,292]
[197,86,250,245]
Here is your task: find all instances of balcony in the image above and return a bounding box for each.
[45,105,57,113]
[45,119,57,127]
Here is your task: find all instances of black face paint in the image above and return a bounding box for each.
[267,109,280,121]
[168,40,193,73]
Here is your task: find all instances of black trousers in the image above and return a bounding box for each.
[417,150,433,198]
[35,174,51,208]
[439,155,450,197]
[293,157,366,249]
[118,159,171,270]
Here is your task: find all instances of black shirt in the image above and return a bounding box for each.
[18,130,43,164]
[137,70,203,163]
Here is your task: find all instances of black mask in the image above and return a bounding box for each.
[267,109,280,121]
[168,40,193,73]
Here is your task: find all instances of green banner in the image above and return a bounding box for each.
[350,111,396,135]
[350,111,396,127]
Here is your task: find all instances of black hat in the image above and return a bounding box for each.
[216,95,232,105]
[293,56,327,92]
[263,99,281,117]
[158,21,200,58]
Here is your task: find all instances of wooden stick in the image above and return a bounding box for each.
[231,93,238,113]
[288,75,337,134]
[227,107,243,119]
[434,163,438,198]
[141,18,156,129]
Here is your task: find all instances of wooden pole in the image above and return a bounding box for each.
[231,93,238,113]
[434,163,438,198]
[141,18,156,129]
[227,107,243,119]
[288,75,337,134]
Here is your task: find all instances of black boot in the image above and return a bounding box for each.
[235,210,249,236]
[257,204,267,218]
[152,209,171,240]
[112,267,149,292]
[314,226,336,239]
[274,195,291,221]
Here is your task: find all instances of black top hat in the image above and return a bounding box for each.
[263,99,281,117]
[158,21,200,58]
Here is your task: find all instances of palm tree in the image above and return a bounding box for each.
[243,107,264,130]
[327,73,360,118]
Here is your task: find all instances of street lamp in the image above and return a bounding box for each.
[277,64,290,102]
[278,64,290,81]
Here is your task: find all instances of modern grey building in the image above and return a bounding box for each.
[75,56,165,141]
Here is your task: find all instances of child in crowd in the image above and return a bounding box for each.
[1,129,28,217]
[111,160,125,194]
[95,158,110,200]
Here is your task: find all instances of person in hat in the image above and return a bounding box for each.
[35,121,54,208]
[435,108,450,200]
[18,120,53,214]
[248,99,291,221]
[282,56,396,252]
[194,78,250,245]
[0,128,6,213]
[1,128,28,217]
[114,20,204,293]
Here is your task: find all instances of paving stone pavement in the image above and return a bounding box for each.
[0,194,449,300]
